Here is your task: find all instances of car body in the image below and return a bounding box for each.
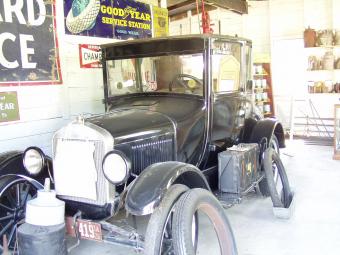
[0,34,286,252]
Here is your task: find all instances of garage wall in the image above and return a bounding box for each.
[169,1,271,61]
[0,2,116,156]
[269,0,338,136]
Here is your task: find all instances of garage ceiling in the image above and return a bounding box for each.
[167,0,248,16]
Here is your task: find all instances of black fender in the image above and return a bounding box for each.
[249,118,285,148]
[0,150,53,184]
[0,174,44,196]
[125,161,210,216]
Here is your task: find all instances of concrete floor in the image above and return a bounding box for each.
[68,139,340,255]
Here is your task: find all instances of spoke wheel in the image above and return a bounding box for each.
[0,176,38,250]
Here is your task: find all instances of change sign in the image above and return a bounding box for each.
[0,1,61,85]
[0,91,20,123]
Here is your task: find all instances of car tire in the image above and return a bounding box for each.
[144,184,189,255]
[172,188,238,255]
[0,176,38,250]
[259,135,279,197]
[262,148,291,208]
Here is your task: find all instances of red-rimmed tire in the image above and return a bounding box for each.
[144,184,195,255]
[172,188,237,255]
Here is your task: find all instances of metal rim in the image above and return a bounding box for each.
[159,206,175,254]
[270,136,284,201]
[159,208,198,255]
[272,162,284,201]
[0,179,38,249]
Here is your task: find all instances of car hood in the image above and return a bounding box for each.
[87,108,175,144]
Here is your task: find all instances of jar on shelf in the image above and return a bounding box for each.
[322,51,334,70]
[255,79,261,88]
[336,58,340,69]
[263,104,271,113]
[254,65,263,74]
[314,81,324,93]
[317,30,334,46]
[255,93,262,101]
[334,82,340,93]
[308,56,319,70]
[335,30,340,45]
[325,80,333,92]
[304,27,317,47]
[307,81,314,93]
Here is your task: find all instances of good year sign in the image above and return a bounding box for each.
[0,0,61,85]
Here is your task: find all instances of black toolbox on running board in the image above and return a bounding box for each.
[218,143,259,195]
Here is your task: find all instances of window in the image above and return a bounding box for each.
[212,41,241,93]
[106,53,204,97]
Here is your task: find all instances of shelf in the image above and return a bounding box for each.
[306,69,340,72]
[253,73,268,76]
[254,87,268,91]
[308,93,340,95]
[305,46,340,49]
[255,100,270,104]
[253,62,274,117]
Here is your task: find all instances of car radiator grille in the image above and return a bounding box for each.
[54,138,109,206]
[130,137,174,175]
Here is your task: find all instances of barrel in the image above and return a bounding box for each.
[17,179,67,255]
[17,223,67,255]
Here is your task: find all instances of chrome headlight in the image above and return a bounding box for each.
[23,147,45,176]
[102,150,130,185]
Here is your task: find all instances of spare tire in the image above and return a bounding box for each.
[259,135,279,197]
[263,147,291,208]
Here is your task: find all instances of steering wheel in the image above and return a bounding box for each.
[169,74,203,92]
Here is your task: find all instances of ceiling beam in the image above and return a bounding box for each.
[167,0,248,15]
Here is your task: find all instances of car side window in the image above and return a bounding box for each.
[212,42,241,93]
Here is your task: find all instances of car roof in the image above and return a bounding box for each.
[101,34,251,49]
[101,34,252,60]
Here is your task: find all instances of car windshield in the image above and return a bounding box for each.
[106,53,204,97]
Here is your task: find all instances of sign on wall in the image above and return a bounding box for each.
[64,0,152,39]
[0,1,62,86]
[79,44,102,68]
[152,6,169,37]
[0,92,20,123]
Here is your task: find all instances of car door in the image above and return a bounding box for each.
[210,40,247,145]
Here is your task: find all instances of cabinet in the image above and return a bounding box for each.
[334,104,340,160]
[253,63,275,117]
[305,46,340,94]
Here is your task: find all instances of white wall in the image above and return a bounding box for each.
[0,2,117,156]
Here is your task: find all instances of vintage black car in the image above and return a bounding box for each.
[0,34,290,254]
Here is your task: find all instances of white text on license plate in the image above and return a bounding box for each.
[77,220,102,241]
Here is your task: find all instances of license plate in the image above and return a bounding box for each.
[77,220,102,242]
